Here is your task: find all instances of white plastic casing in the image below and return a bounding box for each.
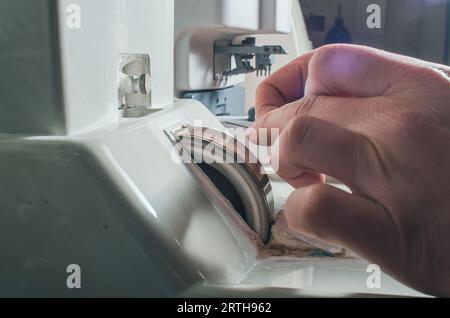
[0,0,174,135]
[174,0,293,93]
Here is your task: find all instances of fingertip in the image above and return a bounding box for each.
[255,51,315,119]
[281,172,325,189]
[284,184,334,238]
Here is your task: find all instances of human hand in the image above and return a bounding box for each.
[251,44,450,296]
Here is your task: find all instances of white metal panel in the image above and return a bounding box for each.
[0,0,65,135]
[175,0,260,31]
[57,0,122,134]
[223,0,260,30]
[0,0,174,135]
[119,0,174,109]
[57,0,175,134]
[260,0,292,33]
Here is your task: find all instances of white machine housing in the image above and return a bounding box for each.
[174,0,293,93]
[0,0,174,135]
[0,0,424,297]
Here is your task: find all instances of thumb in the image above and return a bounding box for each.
[305,44,412,97]
[284,184,401,269]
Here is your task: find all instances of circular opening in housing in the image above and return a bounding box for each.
[172,126,275,244]
[198,163,247,222]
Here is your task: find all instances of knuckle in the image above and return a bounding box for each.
[293,95,319,116]
[276,116,321,177]
[289,116,320,151]
[289,115,313,136]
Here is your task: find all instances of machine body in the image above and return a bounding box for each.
[0,0,424,297]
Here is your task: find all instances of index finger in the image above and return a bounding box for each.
[255,51,314,118]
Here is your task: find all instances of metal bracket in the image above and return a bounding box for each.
[213,37,287,80]
[118,54,152,117]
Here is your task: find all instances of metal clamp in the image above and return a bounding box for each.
[214,37,287,80]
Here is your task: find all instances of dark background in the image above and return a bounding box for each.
[300,0,450,65]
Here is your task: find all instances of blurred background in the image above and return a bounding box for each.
[244,0,449,108]
[300,0,450,65]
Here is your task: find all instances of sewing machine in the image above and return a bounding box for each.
[0,0,424,297]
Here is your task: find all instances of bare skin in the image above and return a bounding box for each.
[250,44,450,296]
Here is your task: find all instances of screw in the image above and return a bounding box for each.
[132,73,151,95]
